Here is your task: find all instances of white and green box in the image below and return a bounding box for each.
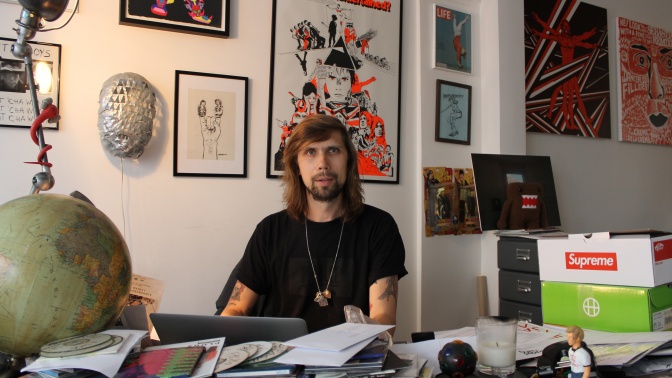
[541,281,672,332]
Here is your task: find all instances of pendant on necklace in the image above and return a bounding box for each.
[314,292,328,307]
[322,289,332,299]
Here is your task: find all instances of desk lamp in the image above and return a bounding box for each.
[11,0,70,194]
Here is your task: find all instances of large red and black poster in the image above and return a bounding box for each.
[524,0,610,138]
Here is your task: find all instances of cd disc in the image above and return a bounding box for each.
[244,341,272,360]
[108,335,124,349]
[214,346,250,372]
[41,333,115,358]
[243,341,289,364]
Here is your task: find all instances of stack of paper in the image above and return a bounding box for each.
[21,330,148,378]
[276,323,393,369]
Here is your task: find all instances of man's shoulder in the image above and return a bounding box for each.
[262,209,290,219]
[358,204,396,223]
[257,210,294,227]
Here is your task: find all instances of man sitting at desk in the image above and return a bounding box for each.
[220,115,407,334]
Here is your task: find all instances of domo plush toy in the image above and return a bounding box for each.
[497,182,549,230]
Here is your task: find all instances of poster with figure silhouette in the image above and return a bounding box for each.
[434,5,472,74]
[524,0,611,138]
[266,0,403,183]
[617,18,672,147]
[435,80,471,145]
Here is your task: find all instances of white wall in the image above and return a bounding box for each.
[1,0,671,343]
[416,0,483,333]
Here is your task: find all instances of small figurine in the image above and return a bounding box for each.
[437,340,478,378]
[566,326,591,378]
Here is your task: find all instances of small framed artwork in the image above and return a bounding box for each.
[266,0,403,183]
[173,71,248,177]
[435,80,471,145]
[433,4,472,74]
[0,37,61,129]
[119,0,230,38]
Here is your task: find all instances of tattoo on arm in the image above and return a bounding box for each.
[225,282,246,308]
[377,276,398,302]
[231,283,245,300]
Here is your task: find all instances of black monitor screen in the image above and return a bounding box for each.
[471,153,561,231]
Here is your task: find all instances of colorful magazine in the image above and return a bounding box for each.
[115,346,204,378]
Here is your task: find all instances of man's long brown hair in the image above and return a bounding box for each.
[282,114,364,222]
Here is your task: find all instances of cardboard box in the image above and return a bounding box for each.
[541,281,672,332]
[537,230,672,287]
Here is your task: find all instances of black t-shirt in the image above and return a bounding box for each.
[237,205,407,333]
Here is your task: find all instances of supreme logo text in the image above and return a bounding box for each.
[565,252,618,271]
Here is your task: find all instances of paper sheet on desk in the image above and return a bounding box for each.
[543,324,672,366]
[391,323,566,374]
[282,323,393,351]
[391,337,474,374]
[22,329,147,378]
[276,336,375,367]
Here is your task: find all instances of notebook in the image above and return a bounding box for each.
[150,313,308,346]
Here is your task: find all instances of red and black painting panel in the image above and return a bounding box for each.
[524,0,610,138]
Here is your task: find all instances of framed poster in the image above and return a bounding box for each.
[0,37,61,129]
[617,17,672,147]
[524,0,610,138]
[173,71,248,177]
[119,0,230,38]
[433,4,472,74]
[435,80,471,145]
[266,0,403,183]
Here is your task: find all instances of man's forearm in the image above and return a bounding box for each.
[220,305,248,317]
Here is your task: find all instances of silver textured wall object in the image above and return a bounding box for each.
[98,73,157,159]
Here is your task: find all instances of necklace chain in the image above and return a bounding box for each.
[304,218,344,307]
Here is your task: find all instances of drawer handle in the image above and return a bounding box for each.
[516,248,531,261]
[517,280,532,293]
[518,311,533,322]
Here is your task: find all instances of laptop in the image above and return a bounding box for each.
[150,313,308,345]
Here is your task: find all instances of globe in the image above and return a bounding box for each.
[0,194,132,357]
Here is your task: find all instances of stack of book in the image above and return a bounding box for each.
[302,339,410,377]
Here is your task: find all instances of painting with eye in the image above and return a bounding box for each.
[617,17,672,147]
[523,0,611,139]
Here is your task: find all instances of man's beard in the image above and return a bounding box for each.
[308,173,343,202]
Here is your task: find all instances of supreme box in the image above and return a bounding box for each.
[537,230,672,287]
[541,281,672,332]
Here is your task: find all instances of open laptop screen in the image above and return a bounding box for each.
[150,313,308,346]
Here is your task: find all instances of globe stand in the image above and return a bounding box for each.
[0,353,25,378]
